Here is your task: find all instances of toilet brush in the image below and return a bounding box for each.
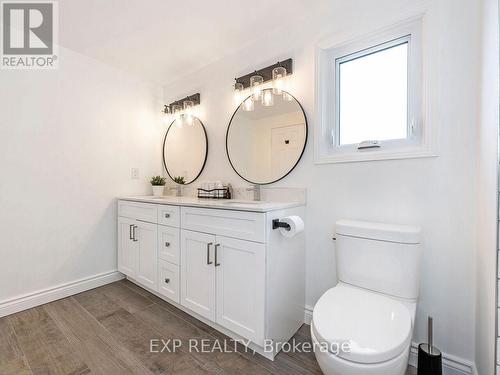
[417,316,442,375]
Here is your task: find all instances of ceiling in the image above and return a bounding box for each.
[58,0,321,85]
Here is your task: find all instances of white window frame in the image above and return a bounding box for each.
[314,16,436,163]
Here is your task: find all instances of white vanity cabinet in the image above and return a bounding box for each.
[117,202,159,291]
[117,197,305,360]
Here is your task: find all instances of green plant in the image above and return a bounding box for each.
[173,176,185,185]
[150,176,166,186]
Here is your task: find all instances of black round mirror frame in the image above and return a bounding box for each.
[162,117,208,185]
[225,90,308,185]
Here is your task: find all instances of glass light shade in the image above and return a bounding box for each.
[234,82,244,104]
[183,100,194,126]
[272,66,287,95]
[262,89,274,106]
[162,105,171,124]
[171,104,182,119]
[242,97,254,111]
[183,100,194,114]
[171,104,183,127]
[283,92,294,102]
[250,74,263,101]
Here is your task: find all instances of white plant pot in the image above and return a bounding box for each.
[152,185,164,197]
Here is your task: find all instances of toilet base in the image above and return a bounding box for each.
[311,325,410,375]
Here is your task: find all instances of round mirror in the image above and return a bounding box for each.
[226,89,307,184]
[163,117,208,184]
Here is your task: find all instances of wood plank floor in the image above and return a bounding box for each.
[0,280,417,375]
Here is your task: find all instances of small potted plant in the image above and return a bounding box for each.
[173,176,185,184]
[150,176,166,197]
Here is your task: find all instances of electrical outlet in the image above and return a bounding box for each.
[131,168,139,180]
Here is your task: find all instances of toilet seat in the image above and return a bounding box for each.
[312,284,412,364]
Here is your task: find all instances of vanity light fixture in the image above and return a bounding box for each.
[162,93,201,127]
[232,58,293,109]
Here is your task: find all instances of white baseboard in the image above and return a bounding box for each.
[0,270,124,318]
[304,306,477,375]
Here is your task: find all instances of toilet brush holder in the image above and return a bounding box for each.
[417,317,442,375]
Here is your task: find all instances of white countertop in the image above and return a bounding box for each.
[119,196,303,212]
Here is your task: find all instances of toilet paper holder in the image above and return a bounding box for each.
[272,219,291,231]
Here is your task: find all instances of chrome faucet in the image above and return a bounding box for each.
[246,184,261,201]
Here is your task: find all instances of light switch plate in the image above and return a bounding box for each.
[131,168,139,179]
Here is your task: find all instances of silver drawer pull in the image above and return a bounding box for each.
[165,242,170,247]
[207,242,213,265]
[214,244,221,267]
[132,225,138,242]
[164,213,170,218]
[164,278,170,284]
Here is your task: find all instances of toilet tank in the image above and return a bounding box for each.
[335,220,421,300]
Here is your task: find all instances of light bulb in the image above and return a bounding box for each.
[242,97,254,111]
[183,100,194,126]
[250,74,263,101]
[262,89,274,106]
[272,66,287,95]
[234,82,244,105]
[171,104,182,120]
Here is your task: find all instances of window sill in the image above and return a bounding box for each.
[314,147,437,164]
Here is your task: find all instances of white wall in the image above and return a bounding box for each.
[475,0,500,373]
[163,0,482,364]
[0,46,163,303]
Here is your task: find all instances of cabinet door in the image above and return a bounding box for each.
[135,221,158,290]
[180,230,216,321]
[215,236,265,344]
[118,217,137,278]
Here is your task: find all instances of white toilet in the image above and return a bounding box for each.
[311,220,421,375]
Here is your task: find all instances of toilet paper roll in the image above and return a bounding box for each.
[279,216,304,238]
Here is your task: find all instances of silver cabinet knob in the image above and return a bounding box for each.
[165,242,170,247]
[164,213,170,218]
[164,278,170,284]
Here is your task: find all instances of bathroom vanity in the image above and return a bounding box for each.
[117,196,305,359]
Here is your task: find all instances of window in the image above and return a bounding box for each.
[315,18,434,163]
[337,38,408,146]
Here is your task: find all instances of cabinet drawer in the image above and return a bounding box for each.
[181,207,266,242]
[158,225,180,264]
[158,260,179,303]
[157,205,180,227]
[118,201,157,223]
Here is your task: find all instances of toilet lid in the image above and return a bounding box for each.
[312,284,412,364]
